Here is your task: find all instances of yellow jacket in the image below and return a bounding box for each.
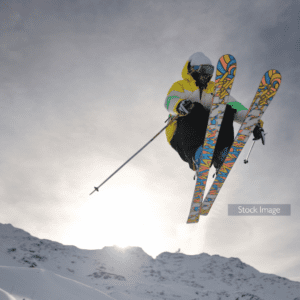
[164,60,250,144]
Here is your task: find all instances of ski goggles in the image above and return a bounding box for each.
[191,64,214,75]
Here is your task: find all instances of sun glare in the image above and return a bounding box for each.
[67,179,165,255]
[114,244,129,249]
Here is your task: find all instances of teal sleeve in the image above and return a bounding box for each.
[227,101,248,112]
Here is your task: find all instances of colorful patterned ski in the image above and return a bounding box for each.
[200,70,282,216]
[187,54,237,223]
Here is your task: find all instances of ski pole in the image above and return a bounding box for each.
[90,115,179,195]
[244,131,267,164]
[244,140,256,164]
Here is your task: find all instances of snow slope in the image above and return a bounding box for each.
[0,223,299,300]
[0,266,115,300]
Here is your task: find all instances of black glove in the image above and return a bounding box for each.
[253,121,265,145]
[177,100,194,115]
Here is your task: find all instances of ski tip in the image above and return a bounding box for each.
[264,70,282,90]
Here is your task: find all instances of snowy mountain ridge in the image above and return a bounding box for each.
[0,223,299,300]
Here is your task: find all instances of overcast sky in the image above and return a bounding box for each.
[1,0,299,282]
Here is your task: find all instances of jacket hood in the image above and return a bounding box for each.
[189,52,212,66]
[181,60,193,81]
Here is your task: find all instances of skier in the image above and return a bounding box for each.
[164,52,264,172]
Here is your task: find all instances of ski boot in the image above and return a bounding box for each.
[193,145,203,179]
[212,147,229,178]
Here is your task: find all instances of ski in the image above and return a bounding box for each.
[187,54,237,224]
[200,70,282,216]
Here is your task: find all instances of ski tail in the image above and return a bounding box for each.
[200,70,282,216]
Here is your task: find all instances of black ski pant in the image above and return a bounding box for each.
[170,103,236,170]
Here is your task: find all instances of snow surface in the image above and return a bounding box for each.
[0,223,299,300]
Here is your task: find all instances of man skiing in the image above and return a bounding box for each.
[164,52,264,172]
